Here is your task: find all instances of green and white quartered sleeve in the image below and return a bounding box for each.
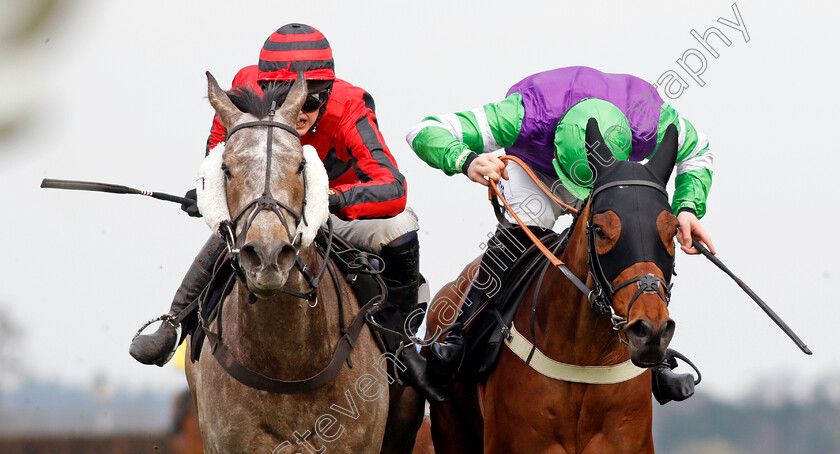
[406,93,524,176]
[657,104,713,218]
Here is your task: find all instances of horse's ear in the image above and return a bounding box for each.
[206,71,242,129]
[644,123,678,185]
[585,117,615,181]
[277,72,307,125]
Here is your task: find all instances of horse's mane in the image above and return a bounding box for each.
[225,80,333,119]
[226,84,291,119]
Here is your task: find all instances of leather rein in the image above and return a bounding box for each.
[488,155,671,337]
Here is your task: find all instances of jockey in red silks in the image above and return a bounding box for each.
[130,23,444,402]
[408,66,715,404]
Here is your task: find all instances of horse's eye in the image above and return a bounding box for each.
[594,225,607,239]
[297,159,306,175]
[222,163,232,179]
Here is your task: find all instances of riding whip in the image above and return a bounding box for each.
[40,178,191,205]
[692,239,812,355]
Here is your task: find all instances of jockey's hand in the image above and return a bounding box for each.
[181,188,202,218]
[466,154,509,187]
[676,210,715,255]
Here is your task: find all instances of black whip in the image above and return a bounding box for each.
[40,178,191,205]
[692,239,812,355]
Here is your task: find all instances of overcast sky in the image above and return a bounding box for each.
[1,0,838,400]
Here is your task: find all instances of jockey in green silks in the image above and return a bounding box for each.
[406,66,714,404]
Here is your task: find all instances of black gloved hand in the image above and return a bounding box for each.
[328,189,346,214]
[181,188,202,217]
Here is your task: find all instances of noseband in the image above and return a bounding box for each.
[219,102,328,302]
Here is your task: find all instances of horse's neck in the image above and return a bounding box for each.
[532,204,628,366]
[223,247,336,379]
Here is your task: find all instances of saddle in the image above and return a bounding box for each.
[459,228,569,382]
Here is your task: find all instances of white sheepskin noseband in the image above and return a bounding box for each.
[297,144,330,246]
[196,143,329,248]
[196,144,230,235]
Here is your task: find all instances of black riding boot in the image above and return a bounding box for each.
[129,235,226,366]
[651,349,700,405]
[426,284,485,383]
[428,225,538,382]
[377,232,446,403]
[379,234,422,338]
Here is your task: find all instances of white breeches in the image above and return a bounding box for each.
[330,206,420,253]
[496,161,583,229]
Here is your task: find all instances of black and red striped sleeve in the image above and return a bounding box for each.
[331,108,407,220]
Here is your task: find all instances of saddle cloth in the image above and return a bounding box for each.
[460,229,568,381]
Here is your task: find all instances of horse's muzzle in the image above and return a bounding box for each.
[238,240,298,293]
[624,318,675,367]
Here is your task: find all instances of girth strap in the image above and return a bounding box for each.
[204,296,376,394]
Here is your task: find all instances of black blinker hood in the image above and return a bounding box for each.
[584,117,679,288]
[589,163,675,286]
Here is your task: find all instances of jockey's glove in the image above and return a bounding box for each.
[181,188,202,218]
[328,189,346,213]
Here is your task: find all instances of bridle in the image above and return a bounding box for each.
[219,101,329,302]
[196,101,380,395]
[489,155,672,335]
[585,179,673,331]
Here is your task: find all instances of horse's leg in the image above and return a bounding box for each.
[413,415,435,454]
[577,432,654,454]
[171,389,204,454]
[429,380,483,454]
[421,265,484,454]
[183,335,208,452]
[380,384,425,454]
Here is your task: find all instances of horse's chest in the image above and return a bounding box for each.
[485,360,652,453]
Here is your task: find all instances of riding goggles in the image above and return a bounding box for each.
[301,90,330,113]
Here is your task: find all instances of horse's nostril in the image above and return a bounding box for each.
[239,244,263,271]
[275,243,297,272]
[658,320,676,344]
[627,320,653,342]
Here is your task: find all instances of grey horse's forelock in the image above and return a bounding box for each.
[195,143,329,248]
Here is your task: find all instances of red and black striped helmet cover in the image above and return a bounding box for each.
[258,23,335,82]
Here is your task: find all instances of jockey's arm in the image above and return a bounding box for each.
[329,112,407,220]
[661,105,715,255]
[406,94,524,185]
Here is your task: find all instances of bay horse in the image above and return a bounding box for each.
[185,72,422,453]
[426,118,681,453]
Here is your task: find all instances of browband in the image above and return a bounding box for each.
[589,179,667,200]
[226,120,300,141]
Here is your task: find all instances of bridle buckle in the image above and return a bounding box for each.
[636,274,662,294]
[220,220,240,255]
